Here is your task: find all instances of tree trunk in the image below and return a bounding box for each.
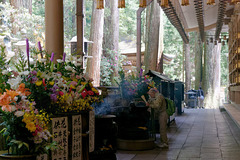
[157,8,164,73]
[144,0,160,73]
[194,32,202,90]
[86,0,104,86]
[203,30,221,108]
[184,42,191,91]
[10,0,32,14]
[102,0,119,85]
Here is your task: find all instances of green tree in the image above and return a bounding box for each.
[163,14,183,81]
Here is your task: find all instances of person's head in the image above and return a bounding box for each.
[147,88,159,98]
[199,87,202,90]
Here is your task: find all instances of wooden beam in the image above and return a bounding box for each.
[77,0,84,66]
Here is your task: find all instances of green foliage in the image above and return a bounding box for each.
[221,40,229,86]
[163,14,183,80]
[0,2,45,44]
[119,0,138,40]
[100,49,124,86]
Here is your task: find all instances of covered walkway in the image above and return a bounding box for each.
[116,108,240,160]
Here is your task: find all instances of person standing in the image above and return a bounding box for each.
[197,87,204,109]
[146,88,168,148]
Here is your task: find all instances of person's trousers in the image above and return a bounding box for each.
[198,97,204,108]
[159,112,168,144]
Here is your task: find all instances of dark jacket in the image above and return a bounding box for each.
[197,89,204,97]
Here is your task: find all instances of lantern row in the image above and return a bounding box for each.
[96,0,240,9]
[194,0,205,42]
[215,0,228,40]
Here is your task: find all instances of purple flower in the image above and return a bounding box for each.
[26,38,29,57]
[38,41,42,52]
[50,52,54,62]
[50,94,58,102]
[139,68,143,77]
[31,70,37,76]
[31,76,38,84]
[62,52,66,62]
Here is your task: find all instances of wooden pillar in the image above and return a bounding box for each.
[77,0,84,66]
[45,0,64,61]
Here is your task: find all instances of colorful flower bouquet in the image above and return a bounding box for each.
[0,39,102,156]
[0,83,56,155]
[118,69,155,101]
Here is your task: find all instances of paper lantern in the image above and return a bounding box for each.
[207,0,215,5]
[118,0,125,8]
[97,0,104,9]
[181,0,189,6]
[160,0,169,8]
[139,0,147,8]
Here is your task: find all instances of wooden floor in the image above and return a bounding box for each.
[116,108,240,160]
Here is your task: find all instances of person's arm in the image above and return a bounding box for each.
[148,95,162,109]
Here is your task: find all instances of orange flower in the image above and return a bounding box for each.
[16,83,31,96]
[0,92,11,112]
[6,89,19,101]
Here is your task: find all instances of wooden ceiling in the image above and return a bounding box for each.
[160,0,235,43]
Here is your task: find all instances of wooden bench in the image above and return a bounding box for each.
[223,103,240,129]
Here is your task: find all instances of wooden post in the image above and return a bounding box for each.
[77,0,84,66]
[136,0,153,73]
[45,0,64,62]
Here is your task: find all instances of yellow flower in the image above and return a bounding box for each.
[92,87,98,93]
[81,82,86,85]
[73,78,78,82]
[70,85,76,89]
[26,122,36,132]
[49,81,54,85]
[37,71,42,77]
[35,80,42,86]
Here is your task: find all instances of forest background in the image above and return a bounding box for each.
[0,0,228,106]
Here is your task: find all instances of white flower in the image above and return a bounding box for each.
[65,66,73,71]
[56,59,63,63]
[40,59,47,63]
[30,58,35,65]
[7,76,22,90]
[14,96,18,101]
[15,111,24,117]
[20,71,30,76]
[11,105,17,112]
[2,70,8,75]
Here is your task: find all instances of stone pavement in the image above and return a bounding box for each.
[116,108,240,160]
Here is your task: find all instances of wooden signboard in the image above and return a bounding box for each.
[72,115,82,160]
[89,111,95,152]
[52,117,68,160]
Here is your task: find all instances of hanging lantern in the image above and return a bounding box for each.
[139,0,147,8]
[223,35,227,40]
[160,0,169,8]
[181,0,189,6]
[207,0,215,5]
[97,0,104,9]
[118,0,125,8]
[210,37,213,43]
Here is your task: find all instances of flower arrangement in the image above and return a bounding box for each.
[0,39,102,156]
[118,69,155,101]
[1,39,102,115]
[0,83,56,155]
